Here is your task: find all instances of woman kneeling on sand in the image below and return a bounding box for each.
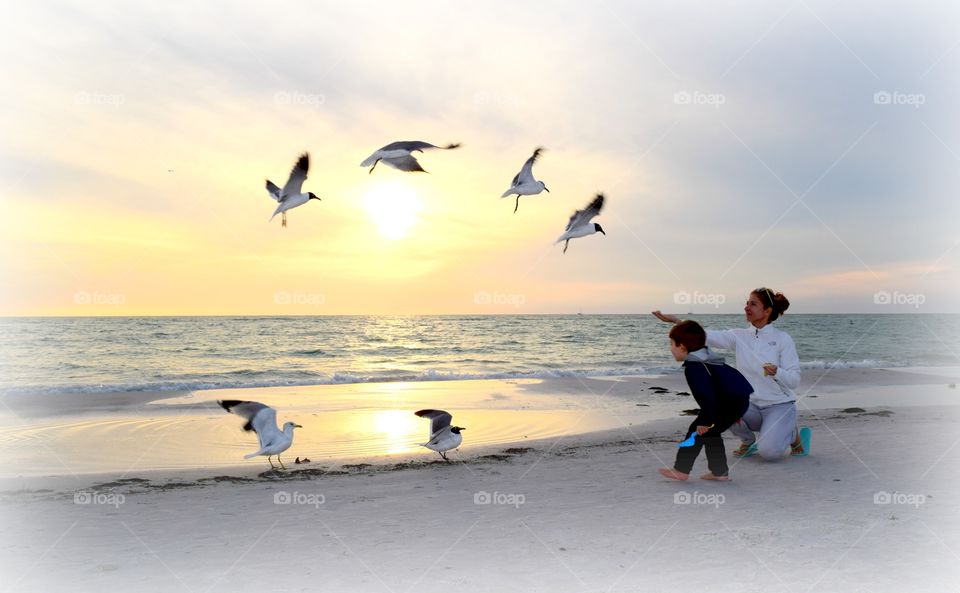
[653,287,808,459]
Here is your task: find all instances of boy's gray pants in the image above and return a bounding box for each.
[728,401,797,460]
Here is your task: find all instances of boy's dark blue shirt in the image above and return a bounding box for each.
[682,351,752,426]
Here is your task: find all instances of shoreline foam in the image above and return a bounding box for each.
[4,360,953,397]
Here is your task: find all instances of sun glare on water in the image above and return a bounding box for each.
[362,182,424,240]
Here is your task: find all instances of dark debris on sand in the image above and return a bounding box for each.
[199,475,257,484]
[502,447,534,455]
[839,407,894,417]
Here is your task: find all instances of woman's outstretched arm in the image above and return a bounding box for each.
[651,310,680,324]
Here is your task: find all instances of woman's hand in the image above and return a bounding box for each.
[763,363,778,377]
[696,425,713,436]
[652,310,679,324]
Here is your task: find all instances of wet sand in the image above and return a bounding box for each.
[1,369,958,483]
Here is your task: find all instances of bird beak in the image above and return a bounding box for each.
[599,229,606,235]
[295,424,303,428]
[544,186,550,192]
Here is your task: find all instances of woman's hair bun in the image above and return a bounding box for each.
[754,288,790,321]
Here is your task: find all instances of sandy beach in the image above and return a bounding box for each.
[2,367,958,592]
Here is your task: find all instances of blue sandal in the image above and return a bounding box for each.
[791,427,811,457]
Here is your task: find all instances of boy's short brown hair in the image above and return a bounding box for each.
[669,320,707,352]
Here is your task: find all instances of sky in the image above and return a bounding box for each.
[0,0,957,315]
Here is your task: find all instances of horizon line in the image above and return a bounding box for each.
[2,312,957,319]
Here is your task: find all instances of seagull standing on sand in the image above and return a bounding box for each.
[415,409,465,461]
[218,400,302,469]
[360,141,461,173]
[555,193,606,253]
[501,147,549,213]
[266,153,321,228]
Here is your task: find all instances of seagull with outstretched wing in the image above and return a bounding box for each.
[218,399,302,469]
[415,409,465,461]
[360,141,461,174]
[266,153,321,228]
[555,194,606,253]
[501,147,549,213]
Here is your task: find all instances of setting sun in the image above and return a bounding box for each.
[362,182,424,240]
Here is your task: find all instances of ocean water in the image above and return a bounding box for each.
[0,314,957,396]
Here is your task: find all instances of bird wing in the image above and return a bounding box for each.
[564,194,604,231]
[383,154,426,172]
[381,140,437,152]
[219,400,279,448]
[385,140,461,152]
[514,147,543,186]
[281,153,309,198]
[265,180,282,202]
[426,429,453,447]
[250,407,279,448]
[415,409,453,438]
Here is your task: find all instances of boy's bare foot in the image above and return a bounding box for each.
[658,468,689,481]
[700,472,731,481]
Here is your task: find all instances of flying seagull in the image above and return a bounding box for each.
[218,399,302,469]
[555,194,606,254]
[266,152,321,228]
[415,409,465,461]
[360,141,461,174]
[501,147,549,213]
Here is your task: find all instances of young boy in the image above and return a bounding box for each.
[658,320,753,481]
